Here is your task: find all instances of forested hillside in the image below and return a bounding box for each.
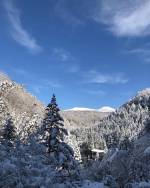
[71,88,150,150]
[0,73,150,187]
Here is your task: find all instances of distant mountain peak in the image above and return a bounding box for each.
[64,106,115,112]
[64,107,96,111]
[98,106,115,113]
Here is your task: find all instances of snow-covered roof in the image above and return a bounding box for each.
[91,149,106,153]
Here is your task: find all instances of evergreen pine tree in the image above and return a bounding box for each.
[42,94,78,174]
[1,116,16,146]
[144,117,150,132]
[119,135,133,150]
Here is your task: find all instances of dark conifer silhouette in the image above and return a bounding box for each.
[1,116,16,146]
[42,94,78,173]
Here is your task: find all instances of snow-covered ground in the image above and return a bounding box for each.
[55,181,106,188]
[127,181,150,188]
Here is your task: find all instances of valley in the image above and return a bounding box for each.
[0,73,150,188]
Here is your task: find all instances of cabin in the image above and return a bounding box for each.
[91,148,106,160]
[80,142,106,163]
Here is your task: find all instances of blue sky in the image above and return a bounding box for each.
[0,0,150,109]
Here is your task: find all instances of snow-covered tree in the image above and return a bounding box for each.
[42,94,78,173]
[144,117,150,132]
[119,136,133,151]
[0,116,16,147]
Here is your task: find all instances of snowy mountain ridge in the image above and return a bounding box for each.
[65,106,115,113]
[64,107,96,111]
[98,106,115,113]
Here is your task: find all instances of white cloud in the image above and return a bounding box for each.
[3,0,42,53]
[93,0,150,37]
[51,0,150,37]
[83,70,128,84]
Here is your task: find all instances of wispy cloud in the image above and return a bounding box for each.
[126,47,150,64]
[93,0,150,37]
[51,48,80,73]
[3,0,42,53]
[83,70,128,84]
[52,48,74,62]
[127,48,150,55]
[52,0,150,37]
